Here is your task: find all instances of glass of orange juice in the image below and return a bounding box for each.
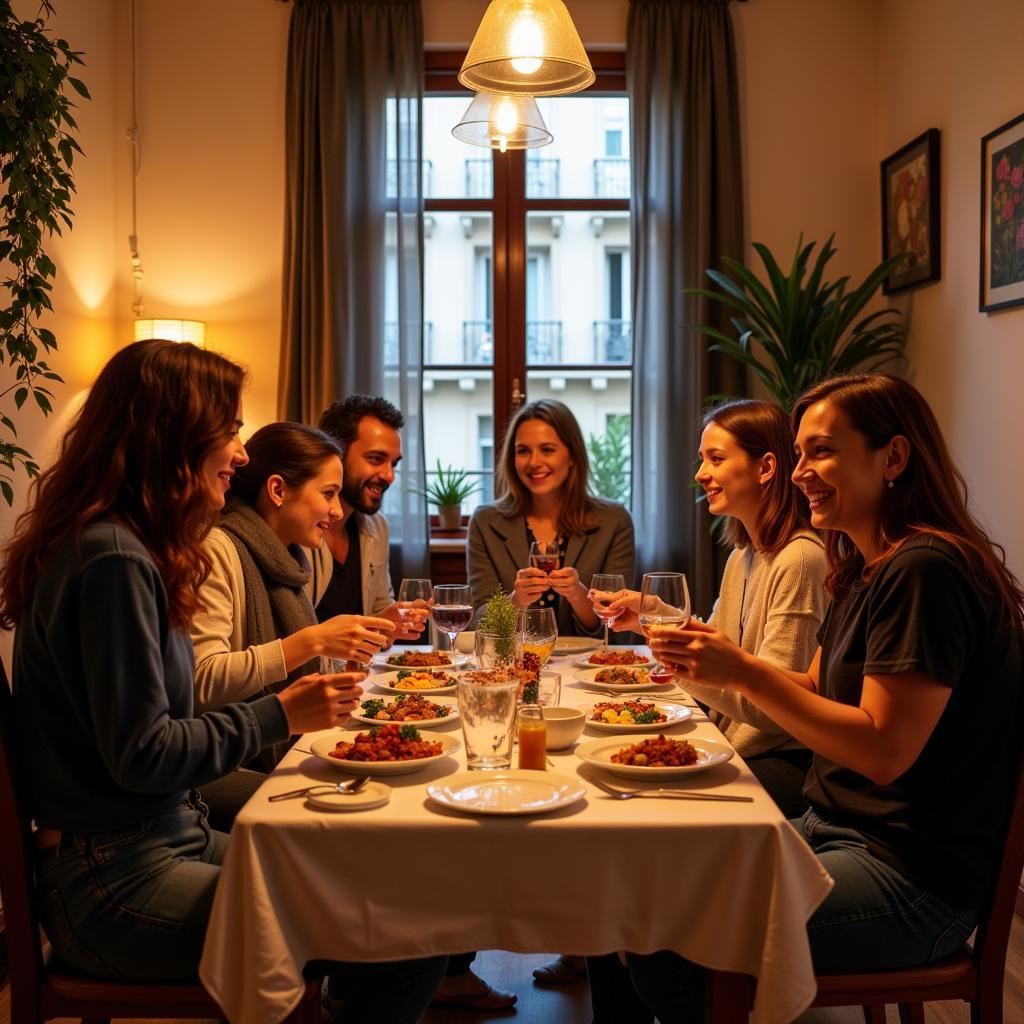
[519,607,557,666]
[517,704,547,770]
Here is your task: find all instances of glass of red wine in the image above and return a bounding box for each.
[590,573,626,649]
[431,584,473,655]
[528,540,560,574]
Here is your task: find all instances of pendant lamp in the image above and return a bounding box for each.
[452,93,552,152]
[459,0,595,97]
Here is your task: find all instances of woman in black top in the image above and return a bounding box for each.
[623,374,1024,1020]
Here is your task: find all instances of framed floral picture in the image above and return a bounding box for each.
[980,111,1024,313]
[880,128,940,294]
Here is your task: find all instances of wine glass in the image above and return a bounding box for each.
[431,584,473,658]
[519,607,558,666]
[638,572,691,681]
[590,573,626,650]
[397,578,432,634]
[528,540,560,574]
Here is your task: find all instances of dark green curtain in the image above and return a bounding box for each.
[628,0,747,615]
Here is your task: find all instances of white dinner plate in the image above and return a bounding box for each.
[305,780,392,812]
[572,666,667,692]
[371,670,458,695]
[573,651,656,670]
[551,636,600,657]
[310,732,461,776]
[427,770,587,816]
[576,734,734,779]
[351,696,459,728]
[581,700,693,732]
[372,651,469,671]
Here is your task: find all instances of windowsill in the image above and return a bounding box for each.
[430,535,467,553]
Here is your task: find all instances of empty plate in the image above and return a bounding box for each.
[428,770,587,816]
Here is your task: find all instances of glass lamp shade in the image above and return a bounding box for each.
[133,319,206,345]
[452,93,553,152]
[459,0,595,97]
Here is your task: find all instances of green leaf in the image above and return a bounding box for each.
[67,76,90,99]
[14,388,28,409]
[33,390,53,415]
[1,479,13,506]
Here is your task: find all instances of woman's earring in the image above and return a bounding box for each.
[887,480,895,490]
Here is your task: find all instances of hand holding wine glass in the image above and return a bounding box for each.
[590,573,626,649]
[392,578,432,641]
[638,572,691,681]
[431,584,473,654]
[528,540,560,575]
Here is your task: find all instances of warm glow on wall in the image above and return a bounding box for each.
[133,318,206,344]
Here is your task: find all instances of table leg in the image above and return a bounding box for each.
[706,969,754,1023]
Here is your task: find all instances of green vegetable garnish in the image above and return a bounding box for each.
[397,670,412,680]
[399,724,421,741]
[360,698,385,718]
[633,709,662,725]
[521,681,539,705]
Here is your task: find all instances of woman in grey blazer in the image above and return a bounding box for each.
[468,398,636,638]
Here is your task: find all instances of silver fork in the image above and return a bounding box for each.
[269,776,371,802]
[588,775,752,803]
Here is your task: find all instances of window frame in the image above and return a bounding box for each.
[423,50,629,440]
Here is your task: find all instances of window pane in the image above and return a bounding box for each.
[527,96,630,199]
[424,96,493,199]
[424,211,494,365]
[423,371,494,515]
[525,211,631,365]
[525,371,631,506]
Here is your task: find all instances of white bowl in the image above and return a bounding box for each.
[542,706,586,750]
[455,630,476,655]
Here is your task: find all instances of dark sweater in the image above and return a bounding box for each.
[12,521,289,832]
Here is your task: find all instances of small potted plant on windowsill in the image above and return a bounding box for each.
[410,460,481,532]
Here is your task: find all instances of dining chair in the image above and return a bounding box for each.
[0,657,322,1024]
[707,744,1024,1024]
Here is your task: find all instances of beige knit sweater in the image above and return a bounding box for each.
[686,530,827,758]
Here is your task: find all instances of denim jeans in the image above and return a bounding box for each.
[34,793,227,980]
[626,809,978,1022]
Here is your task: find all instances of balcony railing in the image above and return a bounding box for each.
[385,321,435,364]
[593,320,632,363]
[386,158,433,198]
[593,157,630,199]
[465,159,492,198]
[462,320,493,364]
[526,320,563,363]
[526,158,560,197]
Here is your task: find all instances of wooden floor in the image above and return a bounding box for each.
[2,915,1023,1024]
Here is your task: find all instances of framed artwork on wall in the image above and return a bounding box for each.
[880,128,940,294]
[980,110,1024,313]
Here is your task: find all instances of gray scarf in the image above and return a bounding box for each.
[219,497,318,770]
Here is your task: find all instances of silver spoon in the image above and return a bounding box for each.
[269,776,371,802]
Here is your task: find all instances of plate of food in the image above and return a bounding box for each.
[310,725,460,776]
[576,734,733,780]
[572,666,667,692]
[372,650,469,671]
[582,700,692,732]
[371,670,458,695]
[573,649,656,670]
[351,694,458,728]
[427,770,587,816]
[551,636,600,657]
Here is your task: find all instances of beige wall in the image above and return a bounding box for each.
[878,0,1024,578]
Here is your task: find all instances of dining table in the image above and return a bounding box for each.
[198,644,834,1024]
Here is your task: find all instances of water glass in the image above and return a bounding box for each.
[536,670,561,707]
[474,629,523,670]
[397,578,433,633]
[320,655,362,674]
[590,572,626,649]
[457,674,520,770]
[639,572,691,679]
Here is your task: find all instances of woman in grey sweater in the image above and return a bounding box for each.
[598,399,826,817]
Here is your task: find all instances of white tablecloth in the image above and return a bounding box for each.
[199,650,833,1024]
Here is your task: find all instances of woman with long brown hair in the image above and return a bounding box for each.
[1,341,446,1018]
[622,374,1024,1019]
[468,398,635,637]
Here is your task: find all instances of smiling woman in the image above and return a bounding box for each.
[188,422,397,786]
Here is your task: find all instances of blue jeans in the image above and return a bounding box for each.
[626,810,977,1021]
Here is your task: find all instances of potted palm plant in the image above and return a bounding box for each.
[686,235,908,409]
[409,460,481,531]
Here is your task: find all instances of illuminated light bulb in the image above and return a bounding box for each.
[494,99,519,135]
[509,14,543,75]
[497,135,509,153]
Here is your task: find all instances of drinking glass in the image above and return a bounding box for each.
[590,572,626,649]
[320,655,363,674]
[536,670,561,707]
[474,629,524,670]
[528,540,561,574]
[519,607,558,666]
[517,704,547,770]
[397,578,432,638]
[457,674,520,770]
[431,584,473,654]
[638,572,691,680]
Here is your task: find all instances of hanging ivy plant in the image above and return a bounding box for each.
[0,0,88,505]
